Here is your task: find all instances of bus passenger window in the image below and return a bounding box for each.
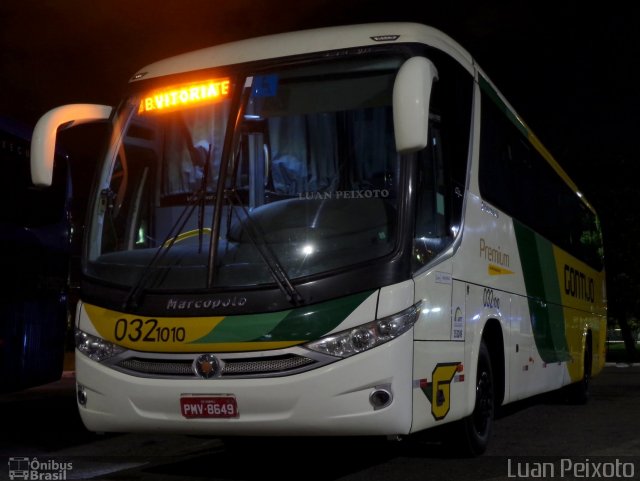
[413,122,450,268]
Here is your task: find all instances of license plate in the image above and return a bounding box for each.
[180,395,239,418]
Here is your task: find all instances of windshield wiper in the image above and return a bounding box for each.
[122,189,206,310]
[226,188,304,306]
[203,77,302,305]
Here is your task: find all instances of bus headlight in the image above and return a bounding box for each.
[305,303,420,358]
[75,329,125,362]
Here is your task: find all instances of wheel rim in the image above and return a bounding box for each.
[473,368,493,436]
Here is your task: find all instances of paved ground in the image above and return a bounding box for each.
[1,364,639,480]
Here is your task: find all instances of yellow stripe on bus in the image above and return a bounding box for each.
[84,304,306,353]
[84,304,225,352]
[488,264,514,276]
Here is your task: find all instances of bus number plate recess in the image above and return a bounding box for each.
[180,395,239,418]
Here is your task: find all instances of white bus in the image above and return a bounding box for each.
[31,22,606,455]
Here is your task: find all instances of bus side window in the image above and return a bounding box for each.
[413,120,450,267]
[411,49,472,270]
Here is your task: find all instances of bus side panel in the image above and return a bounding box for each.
[508,292,534,401]
[412,266,469,432]
[413,262,454,342]
[411,340,466,433]
[453,192,590,405]
[551,245,607,380]
[453,192,527,405]
[513,222,607,387]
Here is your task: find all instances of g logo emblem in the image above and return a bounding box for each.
[420,362,460,421]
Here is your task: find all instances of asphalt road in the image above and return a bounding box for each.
[1,364,639,480]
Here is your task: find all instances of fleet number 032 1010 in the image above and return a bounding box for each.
[114,318,186,343]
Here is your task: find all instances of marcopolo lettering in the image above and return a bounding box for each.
[564,264,595,303]
[167,296,247,311]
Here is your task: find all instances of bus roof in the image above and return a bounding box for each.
[129,22,474,82]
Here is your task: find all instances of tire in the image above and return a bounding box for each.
[566,338,592,405]
[446,340,495,456]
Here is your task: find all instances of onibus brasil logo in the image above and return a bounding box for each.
[8,457,72,480]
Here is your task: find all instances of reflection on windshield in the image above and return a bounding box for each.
[86,55,403,293]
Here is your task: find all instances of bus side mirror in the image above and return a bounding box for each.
[393,57,438,154]
[31,104,112,186]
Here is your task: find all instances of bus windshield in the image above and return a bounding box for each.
[86,55,403,292]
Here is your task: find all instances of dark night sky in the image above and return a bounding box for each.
[2,1,640,299]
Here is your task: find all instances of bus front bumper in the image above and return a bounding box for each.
[74,333,414,436]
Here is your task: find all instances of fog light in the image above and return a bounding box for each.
[369,386,393,410]
[77,384,87,406]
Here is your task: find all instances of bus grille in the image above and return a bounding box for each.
[115,353,316,379]
[222,356,314,375]
[117,358,194,376]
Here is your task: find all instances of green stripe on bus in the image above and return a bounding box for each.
[189,310,289,344]
[190,290,375,344]
[514,221,570,363]
[266,290,373,341]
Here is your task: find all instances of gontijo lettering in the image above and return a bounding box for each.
[139,78,231,114]
[564,264,595,303]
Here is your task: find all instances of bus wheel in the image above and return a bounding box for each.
[447,340,494,456]
[566,339,592,405]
